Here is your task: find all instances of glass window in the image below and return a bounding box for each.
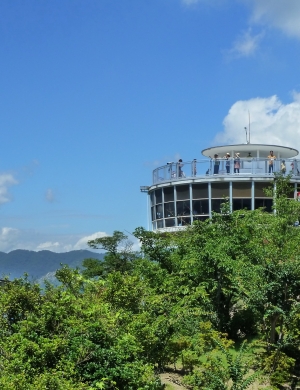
[233,199,242,210]
[177,200,191,216]
[164,202,175,218]
[193,183,208,199]
[176,185,190,200]
[255,198,273,212]
[164,186,174,202]
[243,198,252,210]
[157,220,164,229]
[212,199,222,213]
[193,216,209,222]
[232,182,251,197]
[193,199,209,215]
[211,198,229,213]
[151,206,155,221]
[152,221,156,230]
[211,183,229,198]
[255,182,271,197]
[156,204,163,219]
[165,218,175,227]
[232,198,251,211]
[150,192,155,206]
[265,199,273,212]
[178,217,191,226]
[288,184,295,198]
[155,189,162,204]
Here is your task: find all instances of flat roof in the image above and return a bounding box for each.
[201,144,298,158]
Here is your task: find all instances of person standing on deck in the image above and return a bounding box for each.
[213,154,220,174]
[234,153,240,173]
[268,151,276,173]
[224,153,231,174]
[178,159,184,177]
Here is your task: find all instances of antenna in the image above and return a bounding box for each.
[244,111,251,144]
[248,110,251,143]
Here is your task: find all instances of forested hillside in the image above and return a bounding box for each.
[0,175,300,389]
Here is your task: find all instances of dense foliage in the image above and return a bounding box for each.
[0,174,300,389]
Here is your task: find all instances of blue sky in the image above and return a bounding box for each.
[1,0,300,252]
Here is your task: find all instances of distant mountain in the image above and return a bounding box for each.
[0,250,105,281]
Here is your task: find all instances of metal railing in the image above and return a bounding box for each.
[152,158,300,184]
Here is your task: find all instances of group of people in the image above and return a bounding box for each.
[213,152,241,174]
[212,150,294,175]
[169,152,296,179]
[267,151,295,175]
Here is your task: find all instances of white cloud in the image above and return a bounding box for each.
[0,174,18,204]
[0,228,109,253]
[292,90,300,102]
[45,189,56,203]
[36,241,61,251]
[249,0,300,39]
[214,94,300,152]
[0,227,21,252]
[73,232,108,251]
[227,29,263,58]
[0,228,141,254]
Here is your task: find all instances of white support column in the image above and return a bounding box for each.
[251,181,255,210]
[208,182,212,218]
[147,192,151,231]
[189,183,193,224]
[162,188,165,227]
[174,186,178,226]
[273,181,277,214]
[229,181,232,212]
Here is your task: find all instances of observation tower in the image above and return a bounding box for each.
[141,143,300,232]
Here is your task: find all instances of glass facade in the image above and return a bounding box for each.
[211,182,229,198]
[193,199,209,215]
[147,146,300,230]
[149,181,282,229]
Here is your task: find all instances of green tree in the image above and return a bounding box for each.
[83,231,138,277]
[0,270,163,389]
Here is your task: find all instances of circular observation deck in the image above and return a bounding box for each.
[201,143,298,159]
[144,144,300,232]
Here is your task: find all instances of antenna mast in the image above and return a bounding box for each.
[248,110,251,144]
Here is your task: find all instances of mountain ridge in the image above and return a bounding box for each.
[0,249,105,281]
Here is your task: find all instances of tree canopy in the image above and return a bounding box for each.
[1,174,300,389]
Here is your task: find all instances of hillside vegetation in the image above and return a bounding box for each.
[0,174,300,389]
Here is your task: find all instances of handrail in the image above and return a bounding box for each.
[152,158,300,185]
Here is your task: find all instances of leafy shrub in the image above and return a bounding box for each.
[262,351,295,387]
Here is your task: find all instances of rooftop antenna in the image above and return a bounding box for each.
[244,111,251,144]
[248,110,251,144]
[244,127,248,144]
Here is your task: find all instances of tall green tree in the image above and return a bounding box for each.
[83,231,137,277]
